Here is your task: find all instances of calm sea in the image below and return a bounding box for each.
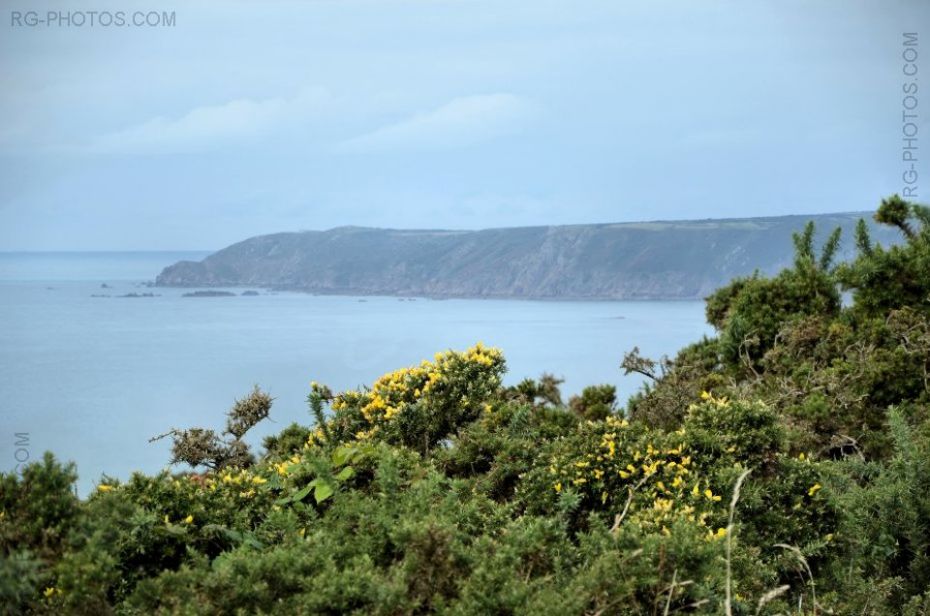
[0,252,712,495]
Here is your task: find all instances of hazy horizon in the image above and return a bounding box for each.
[0,207,884,254]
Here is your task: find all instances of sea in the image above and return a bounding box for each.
[0,252,713,495]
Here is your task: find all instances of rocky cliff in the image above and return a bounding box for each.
[156,213,898,300]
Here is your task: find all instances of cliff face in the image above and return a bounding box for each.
[155,214,898,300]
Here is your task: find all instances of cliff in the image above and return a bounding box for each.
[155,213,898,300]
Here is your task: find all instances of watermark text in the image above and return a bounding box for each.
[12,432,30,472]
[10,10,175,28]
[902,32,919,198]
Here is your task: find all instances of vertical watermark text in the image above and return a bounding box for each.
[902,32,919,198]
[12,432,30,472]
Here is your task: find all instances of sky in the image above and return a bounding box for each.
[0,0,927,250]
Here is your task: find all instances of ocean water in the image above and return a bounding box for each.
[0,252,712,495]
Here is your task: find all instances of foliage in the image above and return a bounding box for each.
[151,385,273,471]
[624,338,722,430]
[0,453,78,614]
[3,196,930,614]
[504,373,564,409]
[831,407,930,605]
[567,384,617,421]
[837,195,930,317]
[317,343,506,453]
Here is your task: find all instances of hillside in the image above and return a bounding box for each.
[155,213,900,300]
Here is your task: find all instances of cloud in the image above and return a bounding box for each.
[339,93,539,153]
[78,87,332,154]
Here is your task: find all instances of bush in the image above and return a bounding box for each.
[568,384,617,421]
[833,408,930,608]
[6,197,930,613]
[317,343,506,453]
[0,453,78,560]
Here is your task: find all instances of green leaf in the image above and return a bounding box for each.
[242,533,265,550]
[291,483,315,503]
[314,481,334,503]
[331,446,358,467]
[162,524,187,538]
[202,524,244,544]
[335,466,355,482]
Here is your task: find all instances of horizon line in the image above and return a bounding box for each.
[0,209,877,253]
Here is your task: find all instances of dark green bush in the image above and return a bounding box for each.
[568,384,617,421]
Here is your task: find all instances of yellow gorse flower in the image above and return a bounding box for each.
[548,419,725,537]
[312,344,504,444]
[707,527,727,541]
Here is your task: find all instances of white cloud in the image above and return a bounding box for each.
[79,86,332,154]
[339,93,539,153]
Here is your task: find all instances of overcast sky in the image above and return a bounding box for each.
[0,0,927,250]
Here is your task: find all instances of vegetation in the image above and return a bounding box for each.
[3,196,930,614]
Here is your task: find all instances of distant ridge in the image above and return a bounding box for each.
[155,213,899,300]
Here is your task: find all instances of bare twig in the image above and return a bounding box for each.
[755,585,790,615]
[610,474,653,535]
[663,569,678,616]
[147,429,179,443]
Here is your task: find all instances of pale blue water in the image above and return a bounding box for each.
[0,252,712,495]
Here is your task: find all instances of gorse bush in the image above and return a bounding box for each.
[568,384,617,421]
[314,343,506,452]
[833,407,930,604]
[705,222,842,372]
[2,196,930,614]
[0,453,78,615]
[151,385,274,471]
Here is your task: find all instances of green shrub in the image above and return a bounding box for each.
[0,453,78,559]
[6,197,930,613]
[833,408,930,609]
[315,343,506,453]
[568,384,617,421]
